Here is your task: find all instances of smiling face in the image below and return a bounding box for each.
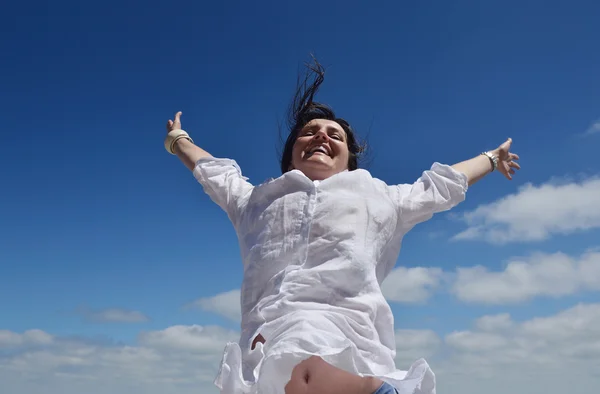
[290,118,350,181]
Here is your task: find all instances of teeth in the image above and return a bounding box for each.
[309,146,328,155]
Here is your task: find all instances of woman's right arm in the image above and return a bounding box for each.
[167,111,212,171]
[166,111,254,225]
[173,138,211,171]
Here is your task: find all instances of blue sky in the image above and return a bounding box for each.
[1,1,600,393]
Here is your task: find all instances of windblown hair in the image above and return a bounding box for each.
[280,56,365,174]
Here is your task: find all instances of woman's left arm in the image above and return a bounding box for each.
[452,138,521,186]
[390,138,521,232]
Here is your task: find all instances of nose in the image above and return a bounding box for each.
[313,129,329,141]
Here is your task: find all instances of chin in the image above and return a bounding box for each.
[293,156,345,179]
[306,172,330,181]
[298,164,339,181]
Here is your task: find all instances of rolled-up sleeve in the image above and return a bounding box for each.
[390,163,468,231]
[193,157,254,226]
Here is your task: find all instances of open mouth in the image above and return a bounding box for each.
[306,145,331,157]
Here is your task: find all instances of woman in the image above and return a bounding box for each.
[164,60,520,394]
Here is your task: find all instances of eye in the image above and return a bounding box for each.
[331,134,341,140]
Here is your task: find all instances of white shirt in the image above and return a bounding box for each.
[193,158,468,394]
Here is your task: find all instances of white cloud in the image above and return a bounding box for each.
[452,177,600,243]
[3,303,600,394]
[0,325,238,394]
[442,303,600,372]
[394,329,441,368]
[186,290,242,322]
[585,119,600,135]
[434,304,600,394]
[381,267,444,303]
[473,313,514,331]
[75,307,150,323]
[0,329,54,348]
[452,250,600,304]
[139,325,235,353]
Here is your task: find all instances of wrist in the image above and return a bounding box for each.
[164,129,193,155]
[481,150,499,172]
[173,136,193,154]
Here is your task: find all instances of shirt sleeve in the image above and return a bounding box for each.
[389,162,468,231]
[193,157,254,226]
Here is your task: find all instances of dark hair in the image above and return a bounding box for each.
[280,57,365,174]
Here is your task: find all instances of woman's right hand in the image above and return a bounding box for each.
[164,111,212,169]
[166,111,183,134]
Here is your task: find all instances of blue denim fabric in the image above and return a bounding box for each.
[372,381,398,394]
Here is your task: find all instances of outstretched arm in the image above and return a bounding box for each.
[166,111,212,171]
[389,138,521,231]
[451,138,521,186]
[165,111,254,225]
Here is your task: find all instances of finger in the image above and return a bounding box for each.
[509,161,521,170]
[509,169,515,175]
[501,137,513,150]
[173,111,182,128]
[511,153,520,161]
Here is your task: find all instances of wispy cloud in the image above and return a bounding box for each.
[452,176,600,244]
[0,325,237,394]
[445,303,600,366]
[3,304,600,394]
[139,325,237,354]
[381,267,444,303]
[585,119,600,135]
[0,329,53,348]
[451,250,600,304]
[75,307,150,323]
[185,290,241,322]
[394,329,441,368]
[435,303,600,393]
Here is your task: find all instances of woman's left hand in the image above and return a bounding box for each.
[493,138,521,180]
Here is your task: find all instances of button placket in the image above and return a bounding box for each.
[301,182,319,267]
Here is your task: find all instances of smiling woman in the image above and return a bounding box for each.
[279,60,364,179]
[163,57,521,394]
[288,119,351,181]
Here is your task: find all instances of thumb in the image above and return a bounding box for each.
[501,137,512,150]
[171,111,182,129]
